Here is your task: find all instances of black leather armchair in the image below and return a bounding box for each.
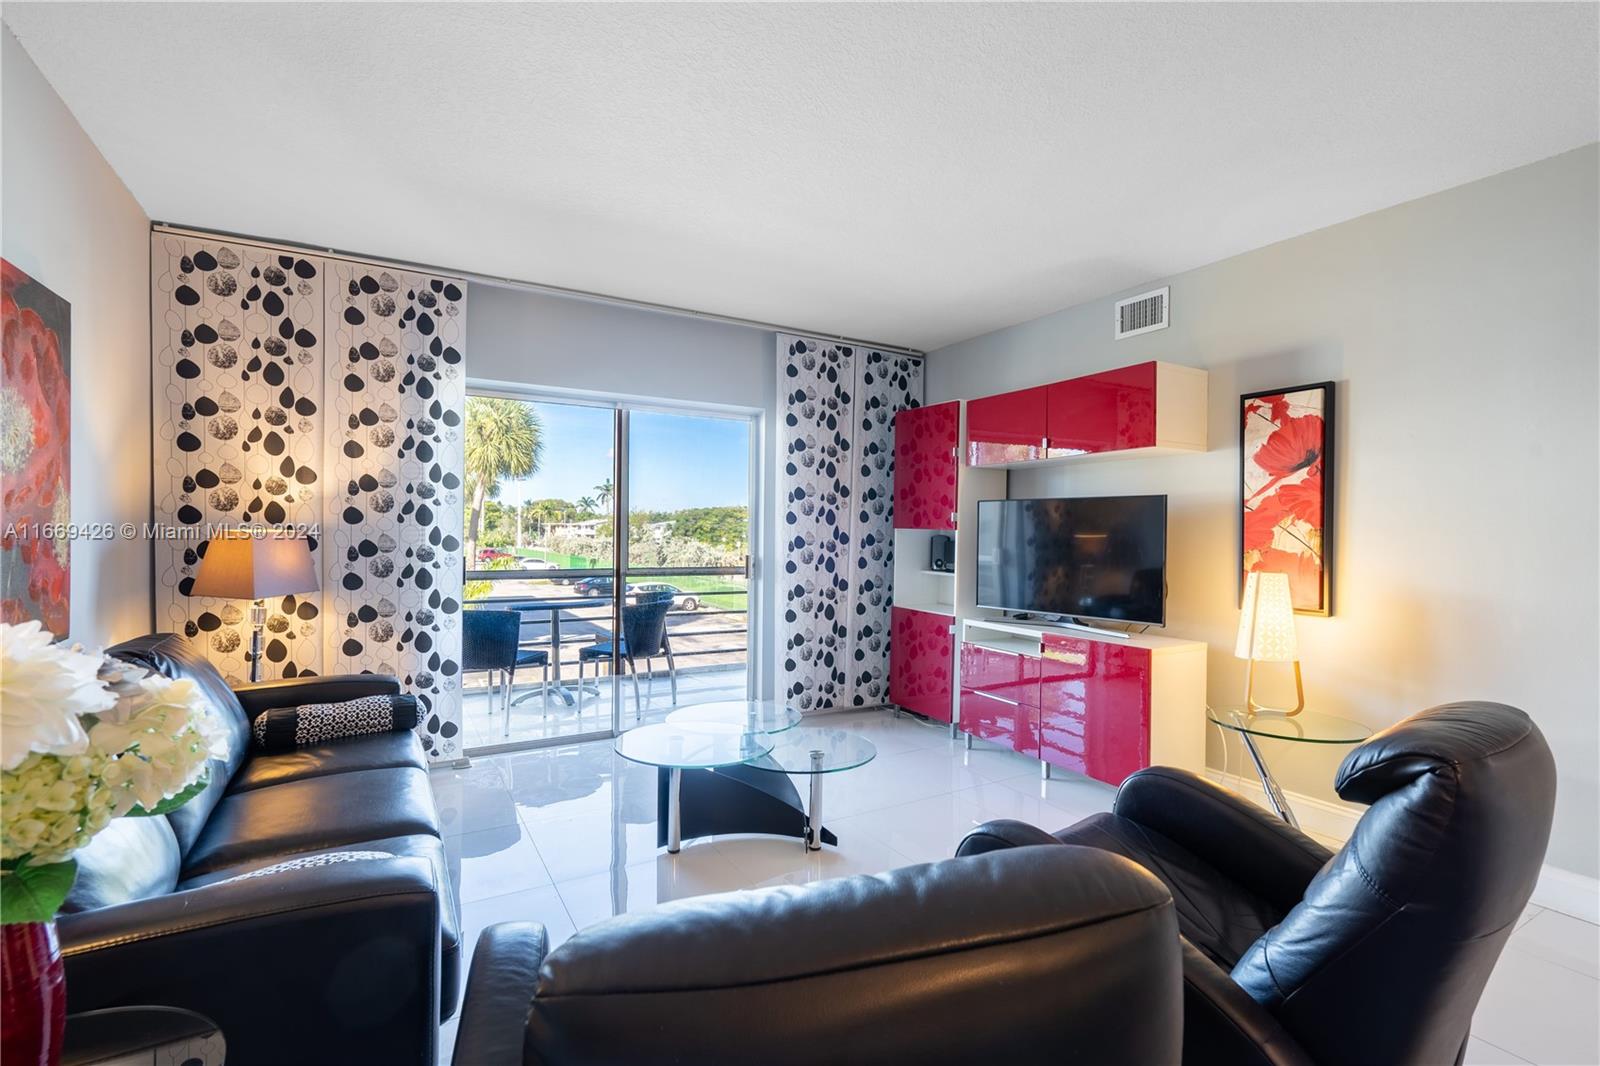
[57,634,461,1066]
[453,846,1184,1065]
[958,702,1557,1066]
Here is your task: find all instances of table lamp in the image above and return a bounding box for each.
[1235,571,1304,716]
[191,530,319,682]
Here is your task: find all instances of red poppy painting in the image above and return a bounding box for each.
[1241,382,1333,615]
[1,260,71,636]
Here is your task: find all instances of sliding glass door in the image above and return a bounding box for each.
[462,391,755,754]
[617,408,752,732]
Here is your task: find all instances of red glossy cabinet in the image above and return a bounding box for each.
[1046,362,1157,457]
[966,386,1047,467]
[889,606,955,722]
[966,361,1202,468]
[958,643,1041,755]
[893,402,960,530]
[1038,634,1152,786]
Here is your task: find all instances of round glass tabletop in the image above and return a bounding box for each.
[665,699,802,735]
[745,727,878,775]
[614,721,774,769]
[1207,707,1372,745]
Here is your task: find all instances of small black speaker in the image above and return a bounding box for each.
[930,534,955,572]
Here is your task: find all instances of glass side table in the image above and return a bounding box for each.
[743,728,877,851]
[614,721,774,853]
[1207,707,1372,829]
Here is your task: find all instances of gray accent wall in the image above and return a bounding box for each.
[926,145,1599,880]
[468,282,778,698]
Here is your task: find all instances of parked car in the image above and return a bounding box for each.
[568,577,700,611]
[633,582,700,611]
[476,547,515,564]
[572,574,614,597]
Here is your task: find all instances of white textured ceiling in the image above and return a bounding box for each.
[5,3,1597,350]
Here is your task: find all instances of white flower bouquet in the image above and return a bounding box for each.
[0,621,229,923]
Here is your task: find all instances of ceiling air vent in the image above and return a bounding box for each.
[1115,287,1169,340]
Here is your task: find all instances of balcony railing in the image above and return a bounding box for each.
[462,565,749,678]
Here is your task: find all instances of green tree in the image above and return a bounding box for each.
[577,495,598,514]
[594,478,614,510]
[464,397,543,566]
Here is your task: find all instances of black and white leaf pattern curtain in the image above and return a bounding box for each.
[151,234,467,760]
[778,335,923,712]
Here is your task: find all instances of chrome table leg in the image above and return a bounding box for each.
[1240,729,1299,828]
[806,750,824,851]
[667,768,683,853]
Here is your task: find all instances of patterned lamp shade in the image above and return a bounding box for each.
[1235,571,1298,662]
[191,531,319,601]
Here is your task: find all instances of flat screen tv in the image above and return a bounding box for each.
[976,495,1167,625]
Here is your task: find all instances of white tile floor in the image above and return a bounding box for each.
[430,707,1600,1065]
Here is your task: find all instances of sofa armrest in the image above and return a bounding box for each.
[954,817,1065,857]
[59,855,440,1066]
[231,673,402,720]
[1180,940,1314,1066]
[1114,767,1334,912]
[451,923,549,1066]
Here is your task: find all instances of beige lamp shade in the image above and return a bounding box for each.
[191,531,319,601]
[1235,571,1298,662]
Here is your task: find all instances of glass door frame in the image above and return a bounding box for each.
[463,385,759,755]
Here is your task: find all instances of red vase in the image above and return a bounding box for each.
[1,922,66,1066]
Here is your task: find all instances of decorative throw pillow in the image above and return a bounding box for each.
[211,851,394,886]
[251,693,420,752]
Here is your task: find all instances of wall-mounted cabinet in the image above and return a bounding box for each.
[967,361,1207,468]
[892,401,960,530]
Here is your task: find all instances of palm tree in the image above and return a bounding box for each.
[464,397,543,567]
[577,495,598,515]
[594,477,614,510]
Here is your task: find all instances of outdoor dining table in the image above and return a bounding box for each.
[469,593,615,707]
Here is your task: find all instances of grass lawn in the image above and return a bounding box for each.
[512,547,748,610]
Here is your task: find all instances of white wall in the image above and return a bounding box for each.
[2,26,151,646]
[927,146,1599,880]
[468,282,779,695]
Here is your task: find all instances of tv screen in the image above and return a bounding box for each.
[976,496,1167,625]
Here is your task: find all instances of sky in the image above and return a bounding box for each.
[490,401,750,512]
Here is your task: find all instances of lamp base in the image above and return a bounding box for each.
[249,600,266,684]
[1244,658,1305,717]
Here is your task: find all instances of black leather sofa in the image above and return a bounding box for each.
[957,701,1556,1066]
[57,634,461,1066]
[451,846,1183,1065]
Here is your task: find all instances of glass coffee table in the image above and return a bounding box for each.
[744,727,877,850]
[616,701,875,853]
[1208,707,1372,828]
[666,699,803,735]
[615,721,774,853]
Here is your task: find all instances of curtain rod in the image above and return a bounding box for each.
[151,222,926,358]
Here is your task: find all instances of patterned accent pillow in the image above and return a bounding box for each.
[251,693,420,752]
[212,850,393,885]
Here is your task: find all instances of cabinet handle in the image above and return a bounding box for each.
[1040,435,1049,452]
[969,689,1020,707]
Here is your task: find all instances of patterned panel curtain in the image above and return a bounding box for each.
[777,335,923,712]
[152,234,467,761]
[324,263,466,757]
[151,237,328,677]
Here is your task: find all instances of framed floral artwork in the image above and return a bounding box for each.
[1,260,71,636]
[1241,381,1333,616]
